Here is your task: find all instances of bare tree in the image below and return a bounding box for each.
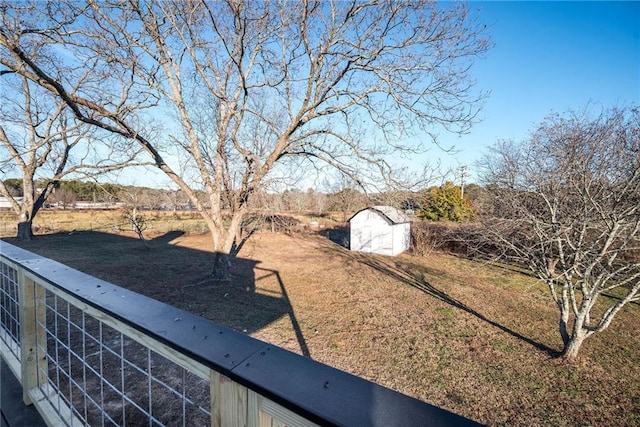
[120,201,150,250]
[304,188,327,216]
[47,187,76,210]
[1,0,490,278]
[325,176,368,222]
[0,66,141,239]
[475,106,640,360]
[162,188,190,213]
[117,186,146,224]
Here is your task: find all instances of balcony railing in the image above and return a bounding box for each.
[0,240,479,426]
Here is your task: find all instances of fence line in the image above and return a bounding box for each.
[1,240,479,426]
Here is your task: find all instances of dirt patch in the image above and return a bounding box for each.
[5,230,640,426]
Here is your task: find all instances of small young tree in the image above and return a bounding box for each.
[117,185,158,248]
[123,209,149,249]
[476,106,640,360]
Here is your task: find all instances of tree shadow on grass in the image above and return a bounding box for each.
[320,240,559,357]
[150,230,186,245]
[4,230,311,358]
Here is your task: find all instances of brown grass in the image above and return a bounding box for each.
[2,211,639,426]
[0,209,210,236]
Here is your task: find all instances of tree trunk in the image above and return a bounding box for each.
[208,225,233,281]
[208,208,246,282]
[17,221,34,241]
[212,251,231,281]
[558,308,570,346]
[561,332,587,361]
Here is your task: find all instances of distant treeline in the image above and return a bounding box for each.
[2,178,483,222]
[3,178,121,201]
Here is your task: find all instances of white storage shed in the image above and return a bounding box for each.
[349,206,412,256]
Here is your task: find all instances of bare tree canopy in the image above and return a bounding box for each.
[0,56,143,239]
[476,105,640,360]
[0,0,490,277]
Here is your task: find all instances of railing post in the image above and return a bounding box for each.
[17,270,38,405]
[34,281,47,388]
[211,371,257,427]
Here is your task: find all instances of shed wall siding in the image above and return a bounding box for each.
[390,222,411,255]
[350,208,409,256]
[350,210,392,254]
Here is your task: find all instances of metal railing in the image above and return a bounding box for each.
[0,240,479,426]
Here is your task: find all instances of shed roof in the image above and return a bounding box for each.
[350,205,412,224]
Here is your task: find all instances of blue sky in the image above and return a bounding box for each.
[431,1,640,183]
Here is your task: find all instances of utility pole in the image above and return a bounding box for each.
[458,165,467,199]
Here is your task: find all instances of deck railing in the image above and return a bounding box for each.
[0,240,479,426]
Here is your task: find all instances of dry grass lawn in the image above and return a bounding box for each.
[2,212,639,426]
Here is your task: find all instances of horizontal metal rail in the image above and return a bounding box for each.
[0,240,480,426]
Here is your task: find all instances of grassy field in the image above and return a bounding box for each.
[0,208,212,236]
[2,210,639,425]
[0,209,340,236]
